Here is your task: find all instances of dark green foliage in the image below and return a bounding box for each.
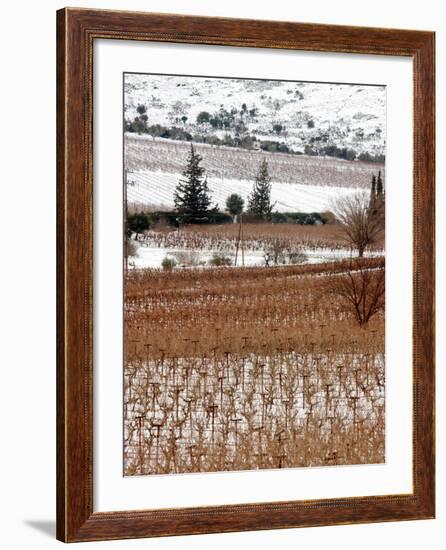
[146,124,193,141]
[304,145,318,156]
[270,212,326,225]
[376,170,384,195]
[319,145,357,161]
[174,144,213,223]
[125,102,383,163]
[207,211,233,224]
[161,257,176,271]
[260,141,290,154]
[144,211,179,228]
[128,210,232,230]
[248,107,259,119]
[341,148,357,161]
[127,212,151,237]
[208,253,232,266]
[196,111,211,124]
[248,159,274,219]
[369,171,385,218]
[125,105,149,134]
[370,174,377,204]
[225,193,244,218]
[125,116,149,134]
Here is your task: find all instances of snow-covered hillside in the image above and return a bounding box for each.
[125,135,384,212]
[128,170,360,213]
[124,73,386,157]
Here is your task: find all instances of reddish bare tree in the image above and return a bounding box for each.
[327,262,385,326]
[331,191,384,257]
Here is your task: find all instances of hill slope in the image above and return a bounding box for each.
[124,74,386,158]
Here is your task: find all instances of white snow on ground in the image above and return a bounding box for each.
[127,170,358,213]
[129,244,381,269]
[124,74,386,157]
[129,246,263,269]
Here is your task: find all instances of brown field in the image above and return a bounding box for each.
[125,134,385,189]
[138,222,384,257]
[124,257,385,475]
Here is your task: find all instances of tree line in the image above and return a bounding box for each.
[125,104,385,162]
[174,144,275,224]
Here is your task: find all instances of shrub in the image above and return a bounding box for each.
[260,140,290,154]
[126,239,138,257]
[208,253,232,266]
[287,249,308,264]
[208,211,233,225]
[358,151,386,163]
[196,111,211,124]
[126,116,149,134]
[161,257,176,271]
[127,212,150,237]
[173,250,200,267]
[270,212,326,225]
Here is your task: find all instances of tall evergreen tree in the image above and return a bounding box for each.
[369,171,385,226]
[370,174,377,206]
[248,158,274,218]
[376,170,384,196]
[174,144,212,223]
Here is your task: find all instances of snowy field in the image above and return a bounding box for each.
[127,170,360,213]
[125,135,385,189]
[129,243,382,269]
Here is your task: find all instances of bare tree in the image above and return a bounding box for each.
[331,191,384,257]
[327,261,385,326]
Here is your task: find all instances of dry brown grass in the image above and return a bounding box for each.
[124,257,385,475]
[138,222,384,257]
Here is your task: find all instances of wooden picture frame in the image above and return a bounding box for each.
[56,7,435,542]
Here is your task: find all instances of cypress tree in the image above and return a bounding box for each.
[376,170,384,196]
[369,171,385,224]
[369,174,377,210]
[174,144,212,223]
[248,158,274,219]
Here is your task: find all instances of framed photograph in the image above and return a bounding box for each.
[56,8,435,542]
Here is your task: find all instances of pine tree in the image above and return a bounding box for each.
[370,174,377,207]
[174,144,212,223]
[248,159,274,219]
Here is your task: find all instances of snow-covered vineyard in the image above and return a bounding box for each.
[125,135,385,191]
[124,349,385,475]
[124,259,386,475]
[127,167,363,213]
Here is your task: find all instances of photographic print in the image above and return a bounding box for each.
[123,73,386,476]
